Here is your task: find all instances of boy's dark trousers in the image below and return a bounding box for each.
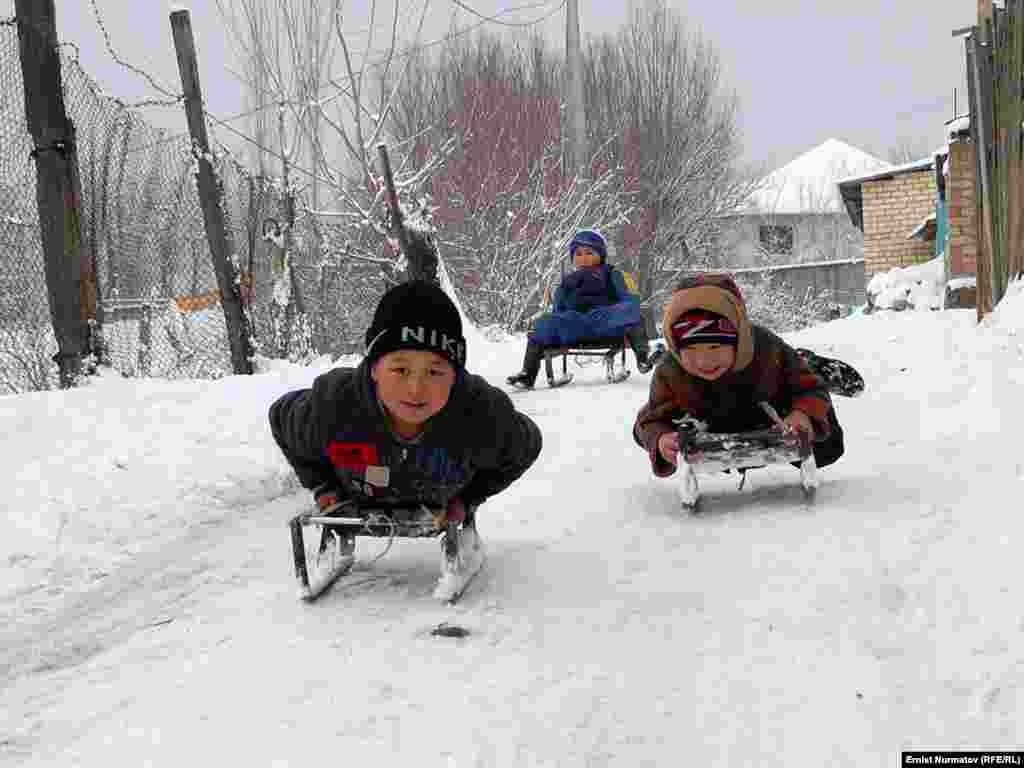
[517,341,545,384]
[624,324,651,366]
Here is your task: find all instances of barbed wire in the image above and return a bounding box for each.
[448,0,566,29]
[120,99,294,158]
[220,0,565,115]
[205,109,335,190]
[19,0,567,195]
[122,95,186,109]
[49,0,566,155]
[88,0,181,101]
[58,40,82,60]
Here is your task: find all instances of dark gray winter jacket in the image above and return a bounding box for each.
[269,362,542,510]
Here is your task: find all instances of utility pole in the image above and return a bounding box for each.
[565,0,586,177]
[170,9,253,374]
[15,0,90,387]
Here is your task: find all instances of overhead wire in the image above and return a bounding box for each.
[447,0,566,29]
[82,0,568,173]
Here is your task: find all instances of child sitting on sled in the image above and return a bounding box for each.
[633,273,845,478]
[507,229,656,389]
[269,280,543,595]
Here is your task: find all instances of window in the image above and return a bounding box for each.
[759,224,793,256]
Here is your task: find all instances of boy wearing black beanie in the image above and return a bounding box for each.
[270,281,542,599]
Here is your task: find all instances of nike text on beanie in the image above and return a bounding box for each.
[364,280,467,368]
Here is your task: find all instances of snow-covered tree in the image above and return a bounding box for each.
[386,32,633,330]
[582,1,757,332]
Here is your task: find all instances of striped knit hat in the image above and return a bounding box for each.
[670,310,739,349]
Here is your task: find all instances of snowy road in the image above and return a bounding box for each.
[2,309,1023,766]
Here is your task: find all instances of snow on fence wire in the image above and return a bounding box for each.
[0,24,305,393]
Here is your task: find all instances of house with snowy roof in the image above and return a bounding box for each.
[715,138,891,269]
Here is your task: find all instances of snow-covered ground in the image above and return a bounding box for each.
[2,281,1024,766]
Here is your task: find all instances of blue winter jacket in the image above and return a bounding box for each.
[532,265,642,346]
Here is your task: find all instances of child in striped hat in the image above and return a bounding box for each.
[633,273,845,477]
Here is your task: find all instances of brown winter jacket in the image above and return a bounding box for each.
[633,274,834,477]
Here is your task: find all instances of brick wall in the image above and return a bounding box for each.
[861,169,937,275]
[946,140,978,276]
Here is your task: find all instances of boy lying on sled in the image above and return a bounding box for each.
[270,280,542,600]
[633,273,846,507]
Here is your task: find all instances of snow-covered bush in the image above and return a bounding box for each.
[0,315,58,394]
[735,273,845,333]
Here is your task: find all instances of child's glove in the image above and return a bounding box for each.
[313,483,342,513]
[761,401,814,440]
[432,497,470,529]
[657,432,680,466]
[783,410,814,437]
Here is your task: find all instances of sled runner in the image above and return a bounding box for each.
[675,403,819,512]
[541,335,632,388]
[289,501,483,603]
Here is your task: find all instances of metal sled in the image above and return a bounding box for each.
[542,335,631,388]
[675,403,820,511]
[289,501,464,601]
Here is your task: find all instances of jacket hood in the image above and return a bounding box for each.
[661,273,755,372]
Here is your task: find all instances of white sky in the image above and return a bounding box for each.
[30,0,976,172]
[3,275,1023,765]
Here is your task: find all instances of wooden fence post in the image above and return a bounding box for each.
[967,32,998,317]
[14,0,88,387]
[170,9,253,375]
[1003,0,1024,282]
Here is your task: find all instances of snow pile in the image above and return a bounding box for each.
[0,360,333,610]
[947,115,970,138]
[984,275,1024,334]
[867,256,945,311]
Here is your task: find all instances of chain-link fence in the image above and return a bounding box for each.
[65,50,288,384]
[1,21,251,390]
[0,18,53,393]
[0,20,318,393]
[0,17,430,394]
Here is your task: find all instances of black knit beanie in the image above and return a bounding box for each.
[364,281,466,368]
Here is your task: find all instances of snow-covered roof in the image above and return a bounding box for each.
[946,114,970,138]
[738,138,891,216]
[837,156,934,186]
[728,257,865,274]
